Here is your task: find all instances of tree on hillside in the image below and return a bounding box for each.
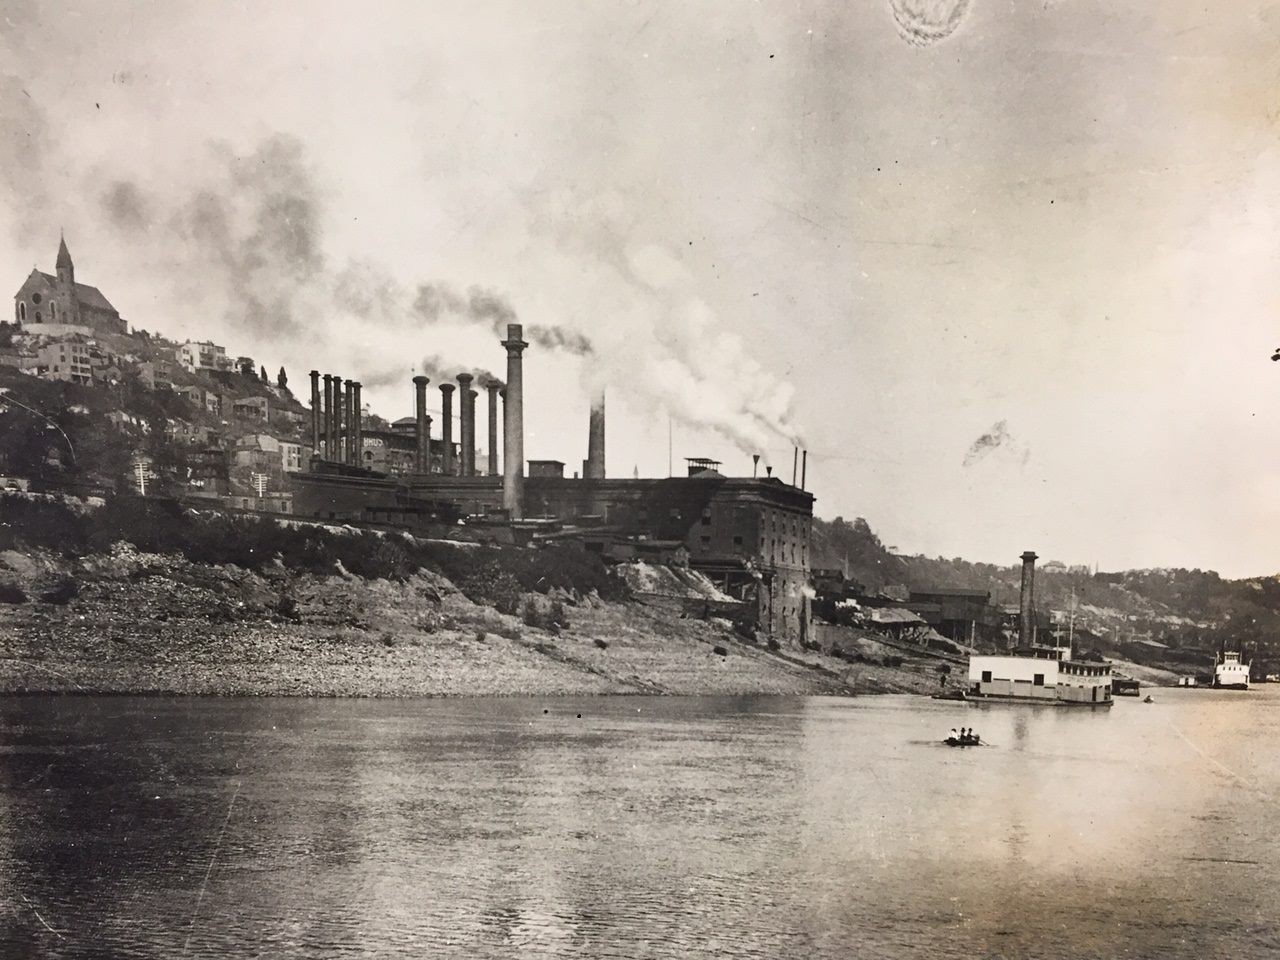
[259,365,269,383]
[277,366,288,390]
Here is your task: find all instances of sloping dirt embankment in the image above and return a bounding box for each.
[0,544,869,697]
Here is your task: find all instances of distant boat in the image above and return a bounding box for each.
[943,734,981,747]
[931,689,967,702]
[1213,651,1250,690]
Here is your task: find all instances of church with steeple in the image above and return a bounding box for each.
[12,235,126,335]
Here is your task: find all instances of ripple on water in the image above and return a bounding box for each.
[2,692,1280,958]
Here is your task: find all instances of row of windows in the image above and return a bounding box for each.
[979,671,1112,693]
[15,300,59,323]
[1061,665,1109,677]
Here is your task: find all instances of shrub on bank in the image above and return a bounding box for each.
[0,493,630,613]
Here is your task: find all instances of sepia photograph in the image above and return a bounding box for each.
[1,1,1278,956]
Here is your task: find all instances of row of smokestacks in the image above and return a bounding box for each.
[406,375,506,478]
[309,370,363,467]
[307,323,602,522]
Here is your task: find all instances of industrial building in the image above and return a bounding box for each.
[290,323,816,643]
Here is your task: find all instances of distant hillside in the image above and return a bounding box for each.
[812,515,1280,670]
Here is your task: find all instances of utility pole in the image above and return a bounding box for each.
[1068,586,1076,651]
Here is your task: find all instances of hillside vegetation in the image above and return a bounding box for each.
[0,494,882,697]
[813,515,1280,673]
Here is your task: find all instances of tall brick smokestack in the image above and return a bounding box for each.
[502,323,528,518]
[584,388,605,479]
[413,376,430,473]
[322,374,333,459]
[344,379,355,465]
[469,390,478,475]
[457,373,475,476]
[440,384,455,475]
[1019,551,1038,649]
[309,370,321,455]
[352,382,363,468]
[487,383,500,476]
[332,374,344,464]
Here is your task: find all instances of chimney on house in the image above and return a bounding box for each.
[440,384,456,475]
[502,323,528,518]
[456,373,475,476]
[413,376,430,473]
[1019,551,1038,649]
[486,382,500,476]
[584,388,605,479]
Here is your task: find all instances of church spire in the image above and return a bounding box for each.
[56,231,74,287]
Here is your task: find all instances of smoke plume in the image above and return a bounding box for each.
[963,420,1030,467]
[889,0,972,47]
[413,354,501,388]
[414,282,593,356]
[2,59,801,454]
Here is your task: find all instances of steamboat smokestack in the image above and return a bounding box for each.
[309,370,321,455]
[322,374,333,459]
[457,373,475,476]
[487,382,500,476]
[413,376,430,473]
[440,384,456,475]
[1019,551,1038,649]
[502,323,528,518]
[584,388,605,479]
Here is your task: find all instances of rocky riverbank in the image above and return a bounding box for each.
[0,543,957,697]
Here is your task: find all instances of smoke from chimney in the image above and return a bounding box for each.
[3,67,804,455]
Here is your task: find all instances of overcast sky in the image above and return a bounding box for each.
[3,1,1279,576]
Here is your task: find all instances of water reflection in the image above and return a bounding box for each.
[1,692,1279,958]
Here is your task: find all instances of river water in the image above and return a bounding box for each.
[1,689,1277,958]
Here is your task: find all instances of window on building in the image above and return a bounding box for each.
[31,292,41,304]
[17,302,25,321]
[1033,674,1045,686]
[34,312,41,322]
[49,301,55,319]
[701,513,711,525]
[981,670,992,683]
[700,535,710,547]
[733,536,742,546]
